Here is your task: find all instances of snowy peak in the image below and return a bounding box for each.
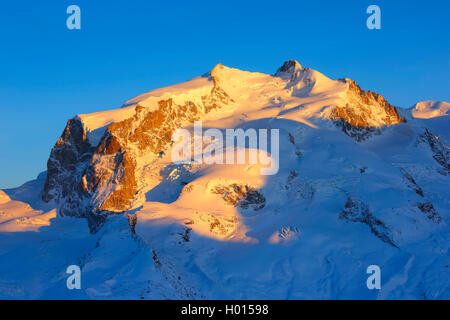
[42,60,425,230]
[2,59,450,300]
[210,63,226,79]
[411,100,450,119]
[275,59,303,76]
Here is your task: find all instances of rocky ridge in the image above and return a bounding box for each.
[41,60,440,232]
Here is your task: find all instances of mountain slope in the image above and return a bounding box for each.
[42,60,407,229]
[0,60,449,299]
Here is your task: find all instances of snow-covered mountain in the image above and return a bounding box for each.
[0,60,449,299]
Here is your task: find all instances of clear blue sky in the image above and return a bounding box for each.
[0,0,449,188]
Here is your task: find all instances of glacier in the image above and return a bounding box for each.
[0,60,449,299]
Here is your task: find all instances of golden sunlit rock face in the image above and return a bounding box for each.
[331,79,405,141]
[41,61,425,233]
[2,58,449,300]
[42,70,233,231]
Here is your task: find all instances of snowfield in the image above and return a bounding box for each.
[0,60,449,299]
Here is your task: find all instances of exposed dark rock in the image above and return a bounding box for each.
[340,198,397,247]
[400,168,441,223]
[212,184,266,211]
[152,250,162,269]
[287,170,298,184]
[42,118,94,203]
[401,168,424,197]
[416,201,441,224]
[289,133,295,145]
[332,116,380,142]
[208,216,238,236]
[416,129,450,175]
[127,213,138,234]
[42,80,232,232]
[178,227,191,242]
[332,79,405,142]
[275,60,302,75]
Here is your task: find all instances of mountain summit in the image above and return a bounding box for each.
[274,59,303,76]
[0,60,449,299]
[41,60,409,229]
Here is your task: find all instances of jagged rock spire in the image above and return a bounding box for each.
[275,59,303,76]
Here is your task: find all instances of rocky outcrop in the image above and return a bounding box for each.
[42,118,94,204]
[339,198,397,247]
[400,168,442,224]
[42,118,97,229]
[203,64,234,112]
[40,61,434,235]
[274,59,303,81]
[401,168,424,197]
[43,75,232,232]
[416,201,441,224]
[416,129,450,175]
[331,79,405,142]
[127,213,137,234]
[84,131,137,213]
[212,184,266,211]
